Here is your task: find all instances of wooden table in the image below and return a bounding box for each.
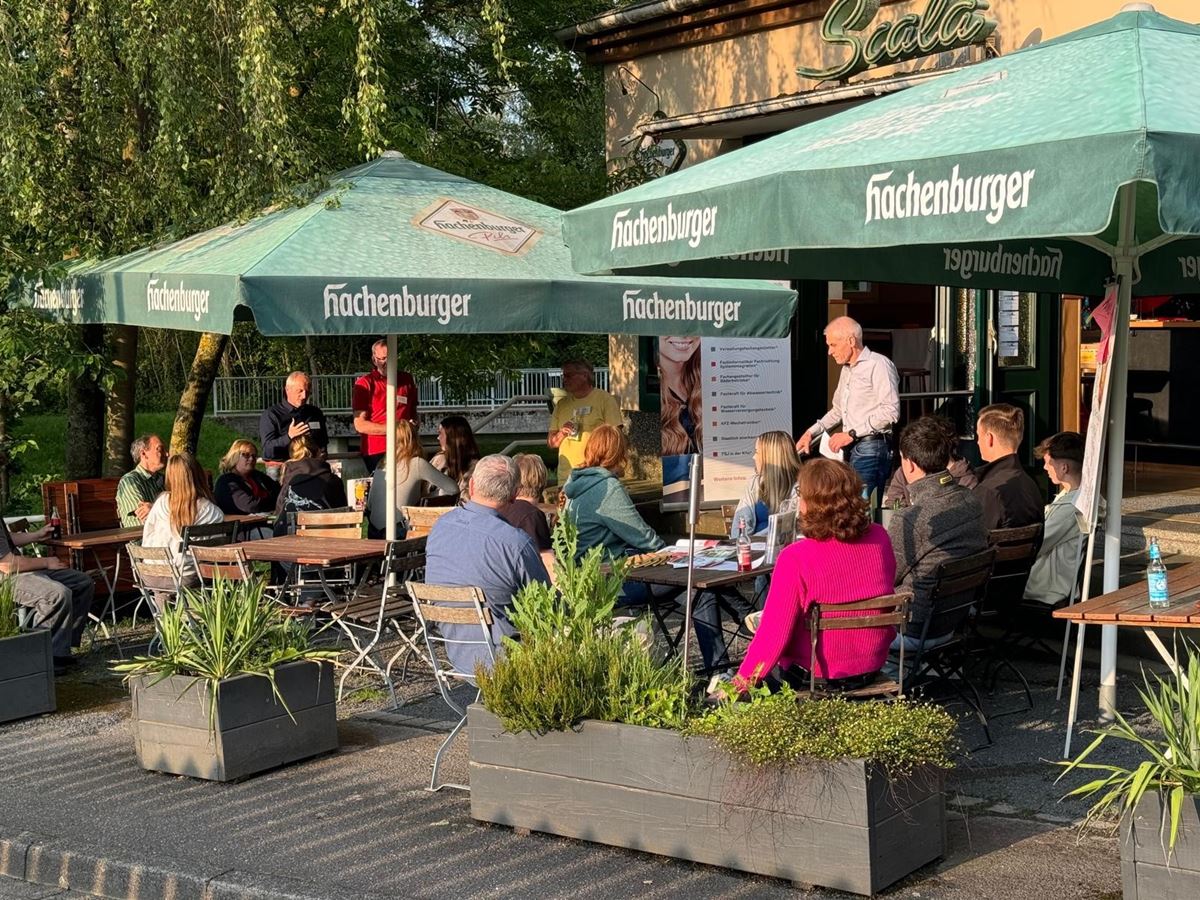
[231,535,388,567]
[1054,561,1200,756]
[46,514,270,632]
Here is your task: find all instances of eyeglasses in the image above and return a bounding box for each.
[239,451,257,460]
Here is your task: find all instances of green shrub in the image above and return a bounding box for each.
[0,577,19,639]
[476,519,689,734]
[686,686,958,777]
[1057,644,1200,854]
[112,577,339,732]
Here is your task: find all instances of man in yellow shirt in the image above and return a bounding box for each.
[548,359,623,483]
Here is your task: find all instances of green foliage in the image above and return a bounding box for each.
[477,518,690,733]
[1057,644,1200,855]
[0,576,19,640]
[112,577,338,733]
[687,687,958,777]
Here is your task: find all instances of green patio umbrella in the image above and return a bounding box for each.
[564,3,1200,723]
[24,152,796,340]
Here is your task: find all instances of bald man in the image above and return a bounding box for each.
[796,316,899,502]
[260,371,329,462]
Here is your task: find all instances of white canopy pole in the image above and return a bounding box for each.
[385,334,398,542]
[681,454,701,675]
[1098,183,1138,720]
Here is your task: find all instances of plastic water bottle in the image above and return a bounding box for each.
[1147,538,1169,609]
[736,517,752,572]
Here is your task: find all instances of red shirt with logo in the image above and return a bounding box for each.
[352,368,418,456]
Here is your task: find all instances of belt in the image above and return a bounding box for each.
[854,432,891,445]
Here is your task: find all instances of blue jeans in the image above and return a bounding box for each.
[849,438,892,505]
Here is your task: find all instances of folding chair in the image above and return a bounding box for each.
[190,544,257,586]
[407,582,494,792]
[903,547,997,747]
[180,521,239,553]
[5,519,40,630]
[400,505,452,539]
[974,524,1045,713]
[807,592,911,699]
[127,543,185,653]
[325,536,427,706]
[294,509,364,603]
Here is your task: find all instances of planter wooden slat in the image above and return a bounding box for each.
[468,706,944,895]
[1122,792,1200,897]
[131,660,337,782]
[0,630,56,724]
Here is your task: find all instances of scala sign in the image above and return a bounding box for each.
[797,0,998,81]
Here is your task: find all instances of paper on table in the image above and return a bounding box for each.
[819,432,844,461]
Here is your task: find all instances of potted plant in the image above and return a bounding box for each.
[470,524,955,896]
[1059,646,1200,899]
[114,577,340,781]
[0,576,56,724]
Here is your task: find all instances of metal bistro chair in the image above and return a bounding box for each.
[807,592,912,699]
[180,521,239,553]
[325,536,428,706]
[294,508,364,603]
[904,547,997,747]
[400,505,452,539]
[6,518,40,630]
[126,543,185,654]
[975,523,1045,714]
[407,582,494,793]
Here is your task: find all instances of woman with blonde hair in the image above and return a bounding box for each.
[500,453,552,552]
[273,435,346,536]
[730,431,802,536]
[142,452,224,582]
[366,419,459,537]
[729,459,897,694]
[214,439,278,516]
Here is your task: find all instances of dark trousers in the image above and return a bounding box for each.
[363,452,384,473]
[14,568,94,657]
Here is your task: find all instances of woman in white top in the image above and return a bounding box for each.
[730,431,802,537]
[1025,432,1085,606]
[142,452,224,583]
[367,420,459,537]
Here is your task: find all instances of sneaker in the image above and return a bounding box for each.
[742,612,763,635]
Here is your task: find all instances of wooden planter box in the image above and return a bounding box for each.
[0,629,56,724]
[130,660,338,781]
[468,706,945,895]
[1122,792,1200,898]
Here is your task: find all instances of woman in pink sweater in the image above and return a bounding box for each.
[734,458,897,692]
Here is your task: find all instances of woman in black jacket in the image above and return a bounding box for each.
[273,435,345,535]
[214,440,279,516]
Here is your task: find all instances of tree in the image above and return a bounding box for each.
[1,0,618,472]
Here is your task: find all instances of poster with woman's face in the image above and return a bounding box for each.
[658,336,703,502]
[657,334,793,508]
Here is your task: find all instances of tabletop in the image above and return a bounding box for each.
[625,556,773,591]
[231,535,389,567]
[1053,561,1200,627]
[47,514,270,550]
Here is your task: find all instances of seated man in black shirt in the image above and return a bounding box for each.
[259,372,328,463]
[972,403,1045,532]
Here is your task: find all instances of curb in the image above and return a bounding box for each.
[0,830,389,900]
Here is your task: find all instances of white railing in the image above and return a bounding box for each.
[212,367,610,416]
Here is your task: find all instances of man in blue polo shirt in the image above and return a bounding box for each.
[424,454,550,675]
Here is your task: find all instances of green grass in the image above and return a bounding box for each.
[8,412,243,515]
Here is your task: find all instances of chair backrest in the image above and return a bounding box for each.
[189,544,256,585]
[382,536,428,583]
[721,504,736,536]
[406,582,493,682]
[809,592,911,694]
[296,509,363,539]
[401,505,452,538]
[985,523,1045,609]
[922,547,997,642]
[127,542,183,597]
[181,521,239,551]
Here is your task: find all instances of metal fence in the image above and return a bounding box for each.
[212,368,611,416]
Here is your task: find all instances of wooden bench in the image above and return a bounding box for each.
[41,477,130,596]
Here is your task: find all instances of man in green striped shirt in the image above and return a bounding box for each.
[116,434,166,528]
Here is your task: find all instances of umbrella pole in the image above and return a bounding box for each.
[1099,183,1137,720]
[681,454,701,680]
[385,335,398,543]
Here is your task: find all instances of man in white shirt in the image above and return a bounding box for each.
[796,316,900,502]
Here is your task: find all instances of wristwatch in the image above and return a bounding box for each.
[848,429,858,440]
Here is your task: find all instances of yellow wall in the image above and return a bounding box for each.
[605,0,1199,165]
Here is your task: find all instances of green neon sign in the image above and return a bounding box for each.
[797,0,998,81]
